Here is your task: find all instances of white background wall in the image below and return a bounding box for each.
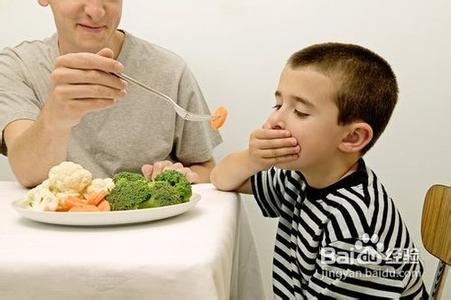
[1,0,450,298]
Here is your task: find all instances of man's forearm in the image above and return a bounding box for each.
[210,150,254,193]
[189,159,215,183]
[6,115,71,188]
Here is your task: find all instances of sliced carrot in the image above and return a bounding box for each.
[56,202,69,212]
[97,200,111,211]
[69,204,100,212]
[61,196,87,211]
[211,106,228,129]
[86,191,107,206]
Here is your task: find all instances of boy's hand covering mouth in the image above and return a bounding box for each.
[247,127,300,173]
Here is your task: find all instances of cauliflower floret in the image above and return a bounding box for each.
[48,161,92,192]
[40,179,51,189]
[85,178,115,196]
[22,181,59,211]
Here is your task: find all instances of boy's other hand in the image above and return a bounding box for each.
[42,48,127,130]
[247,127,300,173]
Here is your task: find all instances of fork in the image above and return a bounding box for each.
[115,73,213,122]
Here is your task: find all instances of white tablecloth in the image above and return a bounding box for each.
[0,182,265,300]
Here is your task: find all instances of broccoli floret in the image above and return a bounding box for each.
[107,179,151,211]
[108,170,192,210]
[113,171,146,185]
[139,181,181,209]
[154,170,186,185]
[154,170,192,203]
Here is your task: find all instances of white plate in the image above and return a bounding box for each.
[12,193,201,226]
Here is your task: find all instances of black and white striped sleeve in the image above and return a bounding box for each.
[251,167,285,218]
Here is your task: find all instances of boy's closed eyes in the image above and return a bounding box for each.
[272,103,311,119]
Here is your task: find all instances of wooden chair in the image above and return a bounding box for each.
[421,184,450,300]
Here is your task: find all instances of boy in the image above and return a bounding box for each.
[211,43,426,299]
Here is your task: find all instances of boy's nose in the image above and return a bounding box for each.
[266,112,286,130]
[84,0,106,21]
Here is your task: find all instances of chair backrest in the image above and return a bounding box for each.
[421,184,450,300]
[421,185,451,264]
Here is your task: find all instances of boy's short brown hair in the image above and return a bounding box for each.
[288,43,398,153]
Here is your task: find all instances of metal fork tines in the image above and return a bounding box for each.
[115,73,213,122]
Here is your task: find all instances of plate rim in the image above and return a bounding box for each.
[12,193,201,226]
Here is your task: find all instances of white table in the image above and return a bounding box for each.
[0,182,265,300]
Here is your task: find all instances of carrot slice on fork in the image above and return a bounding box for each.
[211,106,228,129]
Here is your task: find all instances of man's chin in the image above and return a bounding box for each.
[72,42,107,54]
[72,34,110,52]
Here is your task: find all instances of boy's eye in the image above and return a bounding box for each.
[272,104,282,110]
[294,110,309,118]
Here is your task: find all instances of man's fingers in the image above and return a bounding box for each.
[163,164,199,184]
[142,161,198,183]
[185,172,200,184]
[141,164,153,180]
[163,164,188,174]
[54,84,126,100]
[51,68,127,90]
[72,98,119,112]
[97,48,114,58]
[163,163,184,171]
[54,52,124,74]
[151,160,173,180]
[153,160,173,171]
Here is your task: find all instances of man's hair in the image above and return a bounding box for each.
[288,43,398,153]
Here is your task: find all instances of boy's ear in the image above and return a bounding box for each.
[338,122,373,153]
[38,0,49,7]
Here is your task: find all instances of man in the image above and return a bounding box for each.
[0,0,222,187]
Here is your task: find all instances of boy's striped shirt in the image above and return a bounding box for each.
[251,159,426,299]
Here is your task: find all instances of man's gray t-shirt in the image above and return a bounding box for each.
[0,32,222,178]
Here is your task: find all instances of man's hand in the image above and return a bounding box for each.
[247,127,300,173]
[42,48,127,129]
[141,161,200,183]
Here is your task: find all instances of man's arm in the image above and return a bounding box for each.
[188,159,216,183]
[4,49,126,187]
[5,117,71,188]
